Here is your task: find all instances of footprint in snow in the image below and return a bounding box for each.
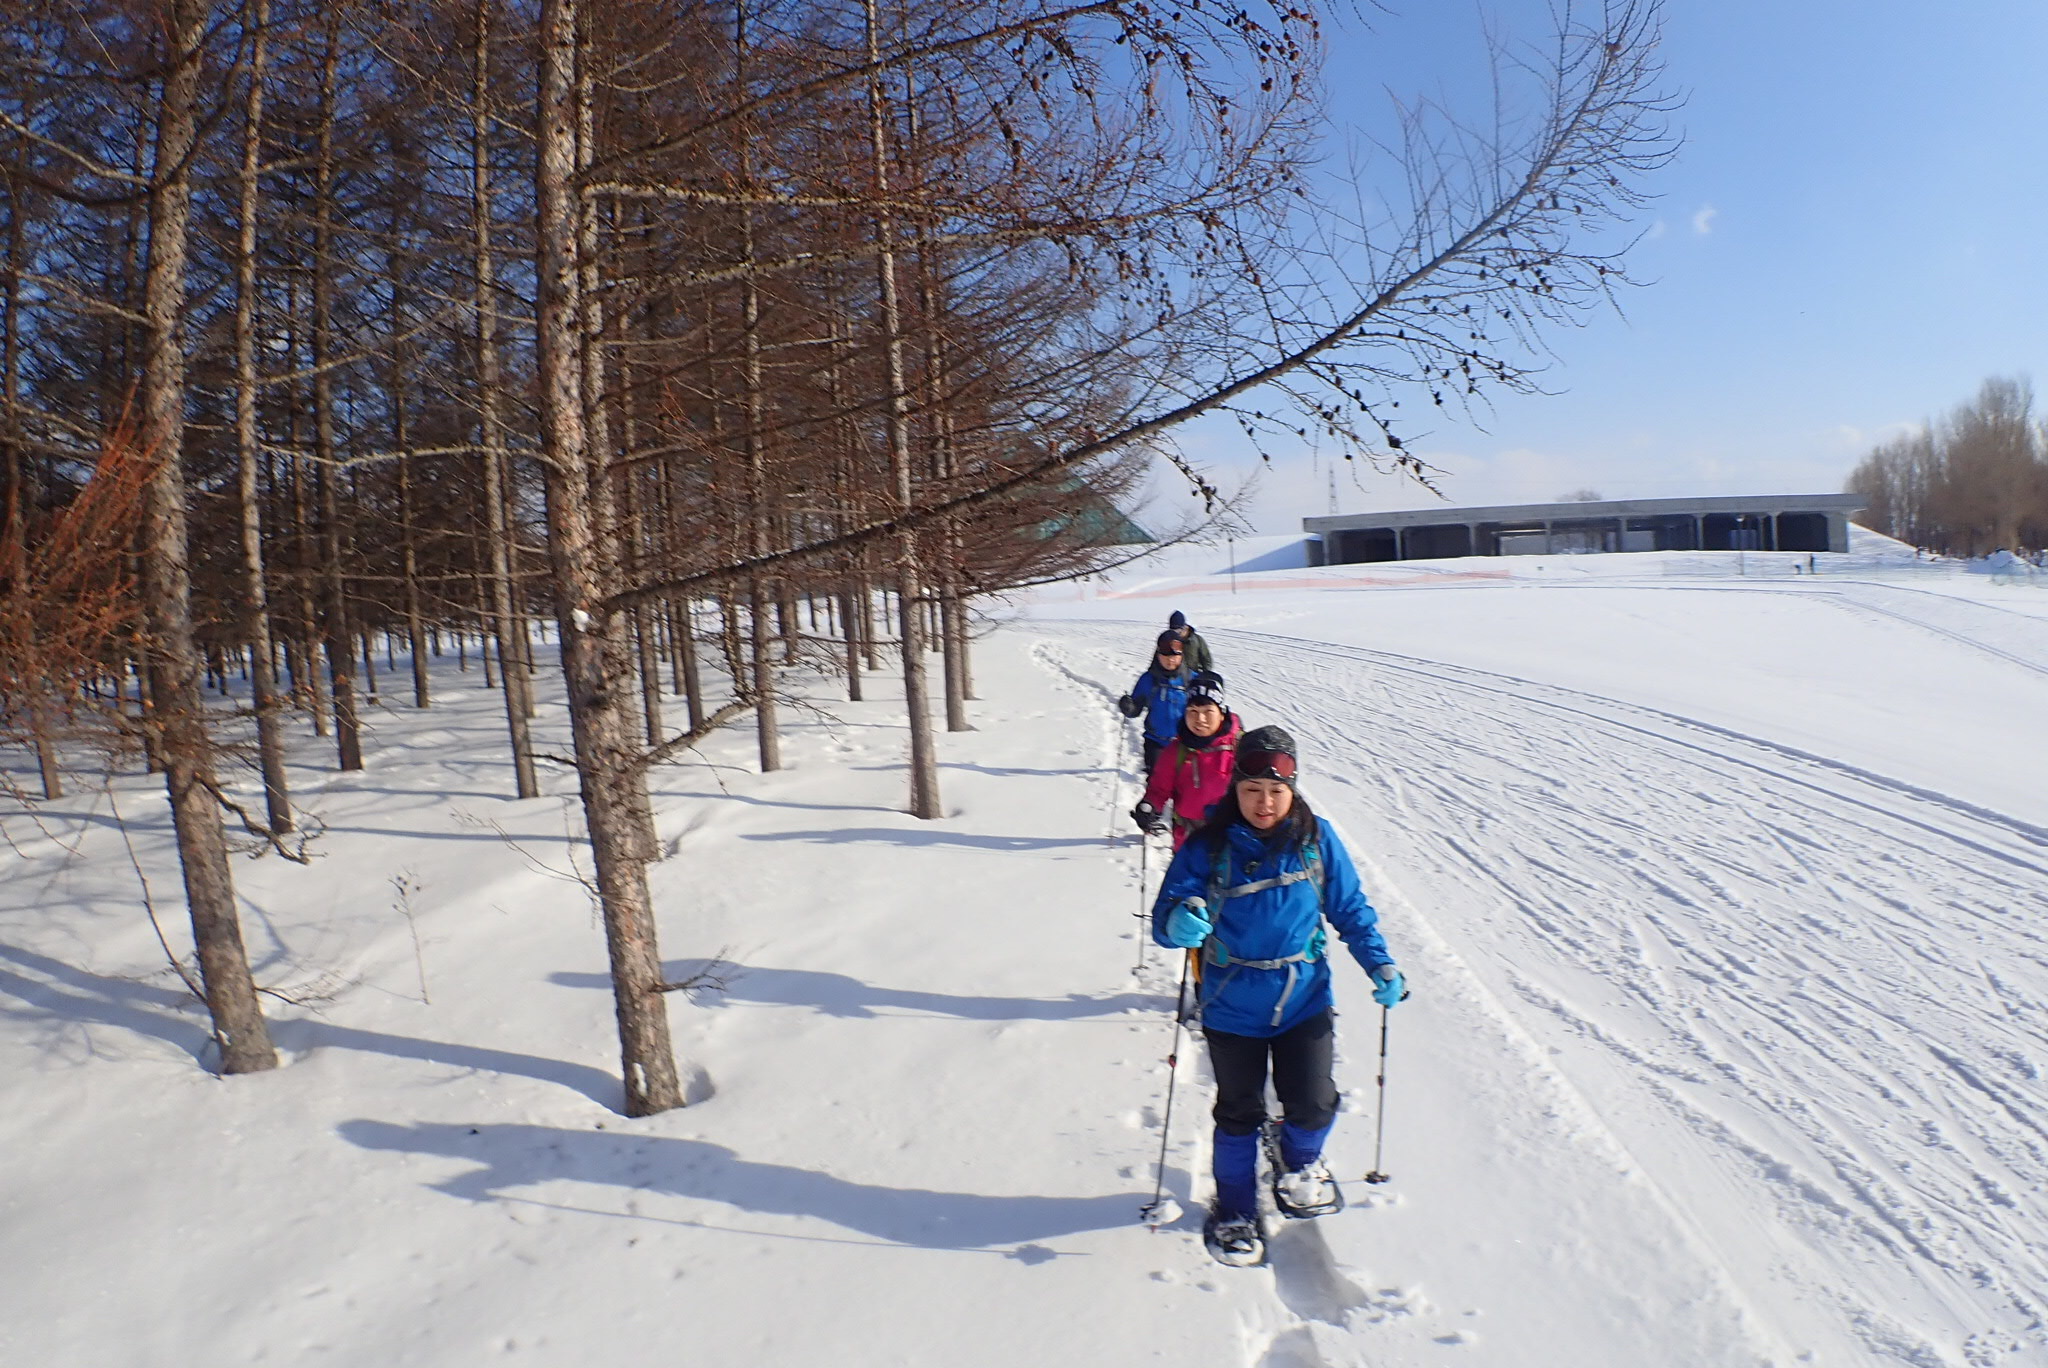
[1266,1221,1376,1326]
[1254,1322,1364,1368]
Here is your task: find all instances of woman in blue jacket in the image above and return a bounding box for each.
[1117,630,1192,775]
[1152,725,1407,1266]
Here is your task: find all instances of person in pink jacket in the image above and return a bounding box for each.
[1131,671,1241,849]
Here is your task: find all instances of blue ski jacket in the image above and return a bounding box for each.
[1128,664,1190,746]
[1151,815,1393,1038]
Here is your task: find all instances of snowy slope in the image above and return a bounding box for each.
[6,543,2048,1368]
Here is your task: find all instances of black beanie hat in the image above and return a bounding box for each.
[1187,671,1225,707]
[1168,610,1188,630]
[1234,725,1299,785]
[1155,630,1184,654]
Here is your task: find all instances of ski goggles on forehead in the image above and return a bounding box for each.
[1236,749,1296,781]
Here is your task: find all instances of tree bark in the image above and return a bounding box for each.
[736,5,780,773]
[230,0,291,830]
[537,0,681,1115]
[867,0,940,818]
[472,0,539,797]
[138,0,276,1074]
[310,16,362,770]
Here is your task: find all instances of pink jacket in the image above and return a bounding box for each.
[1142,714,1242,849]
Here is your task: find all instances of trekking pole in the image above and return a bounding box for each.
[1106,719,1131,841]
[1363,1006,1395,1184]
[1131,831,1151,975]
[1139,952,1194,1227]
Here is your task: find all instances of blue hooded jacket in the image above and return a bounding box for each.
[1151,814,1392,1037]
[1128,664,1190,746]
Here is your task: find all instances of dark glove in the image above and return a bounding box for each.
[1117,694,1143,719]
[1131,801,1167,835]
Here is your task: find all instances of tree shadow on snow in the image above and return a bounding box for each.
[846,761,1109,779]
[339,1118,1136,1249]
[551,961,1168,1021]
[0,941,620,1105]
[739,827,1104,852]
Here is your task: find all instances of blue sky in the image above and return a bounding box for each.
[1181,0,2048,533]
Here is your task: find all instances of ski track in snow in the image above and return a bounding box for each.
[1628,579,2048,682]
[1036,619,2048,1368]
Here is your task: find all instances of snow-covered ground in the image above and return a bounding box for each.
[6,533,2048,1367]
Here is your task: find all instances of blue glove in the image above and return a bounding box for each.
[1162,898,1212,949]
[1371,964,1407,1009]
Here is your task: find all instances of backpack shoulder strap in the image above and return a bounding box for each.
[1204,827,1231,910]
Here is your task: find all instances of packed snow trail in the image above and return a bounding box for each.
[1036,618,2048,1367]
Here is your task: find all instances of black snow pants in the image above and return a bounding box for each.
[1203,1008,1339,1136]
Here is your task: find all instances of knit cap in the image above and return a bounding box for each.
[1233,725,1298,785]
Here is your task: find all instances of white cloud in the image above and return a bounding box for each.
[1691,204,1719,235]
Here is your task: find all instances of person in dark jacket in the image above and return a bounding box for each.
[1117,630,1192,774]
[1167,610,1213,676]
[1152,725,1407,1266]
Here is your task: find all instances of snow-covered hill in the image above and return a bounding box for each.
[6,543,2047,1367]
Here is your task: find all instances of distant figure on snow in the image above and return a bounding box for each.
[1132,671,1239,849]
[1151,725,1407,1267]
[1167,610,1213,675]
[1117,630,1192,774]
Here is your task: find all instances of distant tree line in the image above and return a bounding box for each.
[1846,378,2048,558]
[0,0,1672,1109]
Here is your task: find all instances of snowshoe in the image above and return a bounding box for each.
[1202,1209,1266,1268]
[1263,1125,1345,1220]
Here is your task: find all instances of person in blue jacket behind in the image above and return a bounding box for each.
[1152,724,1407,1266]
[1117,630,1192,775]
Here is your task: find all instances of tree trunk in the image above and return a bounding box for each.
[29,697,62,799]
[358,625,380,705]
[868,0,940,818]
[736,10,780,773]
[391,272,429,708]
[949,592,976,700]
[138,0,275,1074]
[310,16,362,770]
[839,586,863,702]
[472,0,539,797]
[671,599,706,731]
[2,151,58,798]
[537,0,680,1115]
[915,225,970,733]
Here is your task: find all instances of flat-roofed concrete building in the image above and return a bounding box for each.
[1304,493,1866,564]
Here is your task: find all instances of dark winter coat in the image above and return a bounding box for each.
[1178,629,1214,676]
[1151,815,1392,1037]
[1142,713,1242,849]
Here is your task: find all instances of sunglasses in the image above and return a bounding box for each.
[1237,749,1297,781]
[1157,649,1183,658]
